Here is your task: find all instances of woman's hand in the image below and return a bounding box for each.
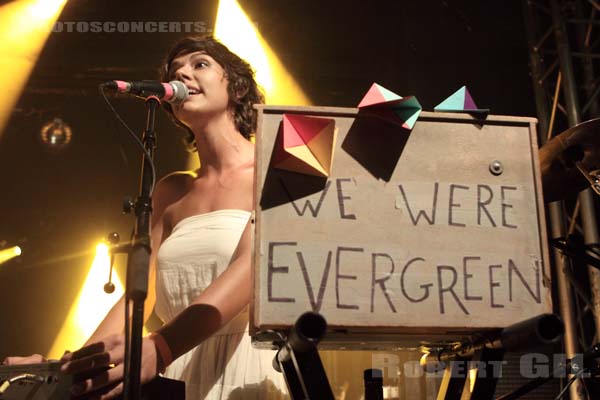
[2,354,46,365]
[60,334,160,399]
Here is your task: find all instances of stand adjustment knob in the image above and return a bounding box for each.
[122,197,135,214]
[108,232,120,244]
[104,232,121,294]
[104,282,115,293]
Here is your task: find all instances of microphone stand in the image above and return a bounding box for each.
[122,96,160,400]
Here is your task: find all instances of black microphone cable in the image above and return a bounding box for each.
[98,84,157,193]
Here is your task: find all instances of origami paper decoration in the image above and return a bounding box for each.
[434,86,489,113]
[272,114,337,177]
[357,83,422,130]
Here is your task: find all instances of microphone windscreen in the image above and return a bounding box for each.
[169,81,189,104]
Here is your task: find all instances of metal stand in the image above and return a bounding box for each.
[272,312,334,400]
[523,1,600,397]
[119,96,160,400]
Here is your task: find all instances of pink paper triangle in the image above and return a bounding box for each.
[283,114,331,148]
[357,83,390,108]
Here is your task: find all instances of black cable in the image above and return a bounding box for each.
[585,244,600,258]
[553,369,586,400]
[98,85,157,193]
[552,237,600,271]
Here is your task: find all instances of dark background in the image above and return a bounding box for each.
[0,0,534,358]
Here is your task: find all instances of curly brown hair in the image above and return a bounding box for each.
[160,36,264,148]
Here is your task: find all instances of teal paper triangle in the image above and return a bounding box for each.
[393,97,422,129]
[377,84,402,102]
[434,86,467,111]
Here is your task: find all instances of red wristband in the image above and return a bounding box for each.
[148,332,173,372]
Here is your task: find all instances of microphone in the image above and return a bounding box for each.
[101,80,189,104]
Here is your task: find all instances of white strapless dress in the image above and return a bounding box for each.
[155,209,288,400]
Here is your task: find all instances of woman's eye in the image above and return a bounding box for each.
[195,61,208,68]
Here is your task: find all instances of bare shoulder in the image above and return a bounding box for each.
[152,170,196,211]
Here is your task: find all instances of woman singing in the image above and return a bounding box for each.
[14,36,289,400]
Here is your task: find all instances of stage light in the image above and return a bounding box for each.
[0,246,22,266]
[40,117,72,150]
[0,0,68,138]
[214,0,310,106]
[47,242,124,359]
[28,0,66,20]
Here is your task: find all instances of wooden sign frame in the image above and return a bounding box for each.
[251,105,551,348]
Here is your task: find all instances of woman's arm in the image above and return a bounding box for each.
[60,218,254,399]
[58,173,200,398]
